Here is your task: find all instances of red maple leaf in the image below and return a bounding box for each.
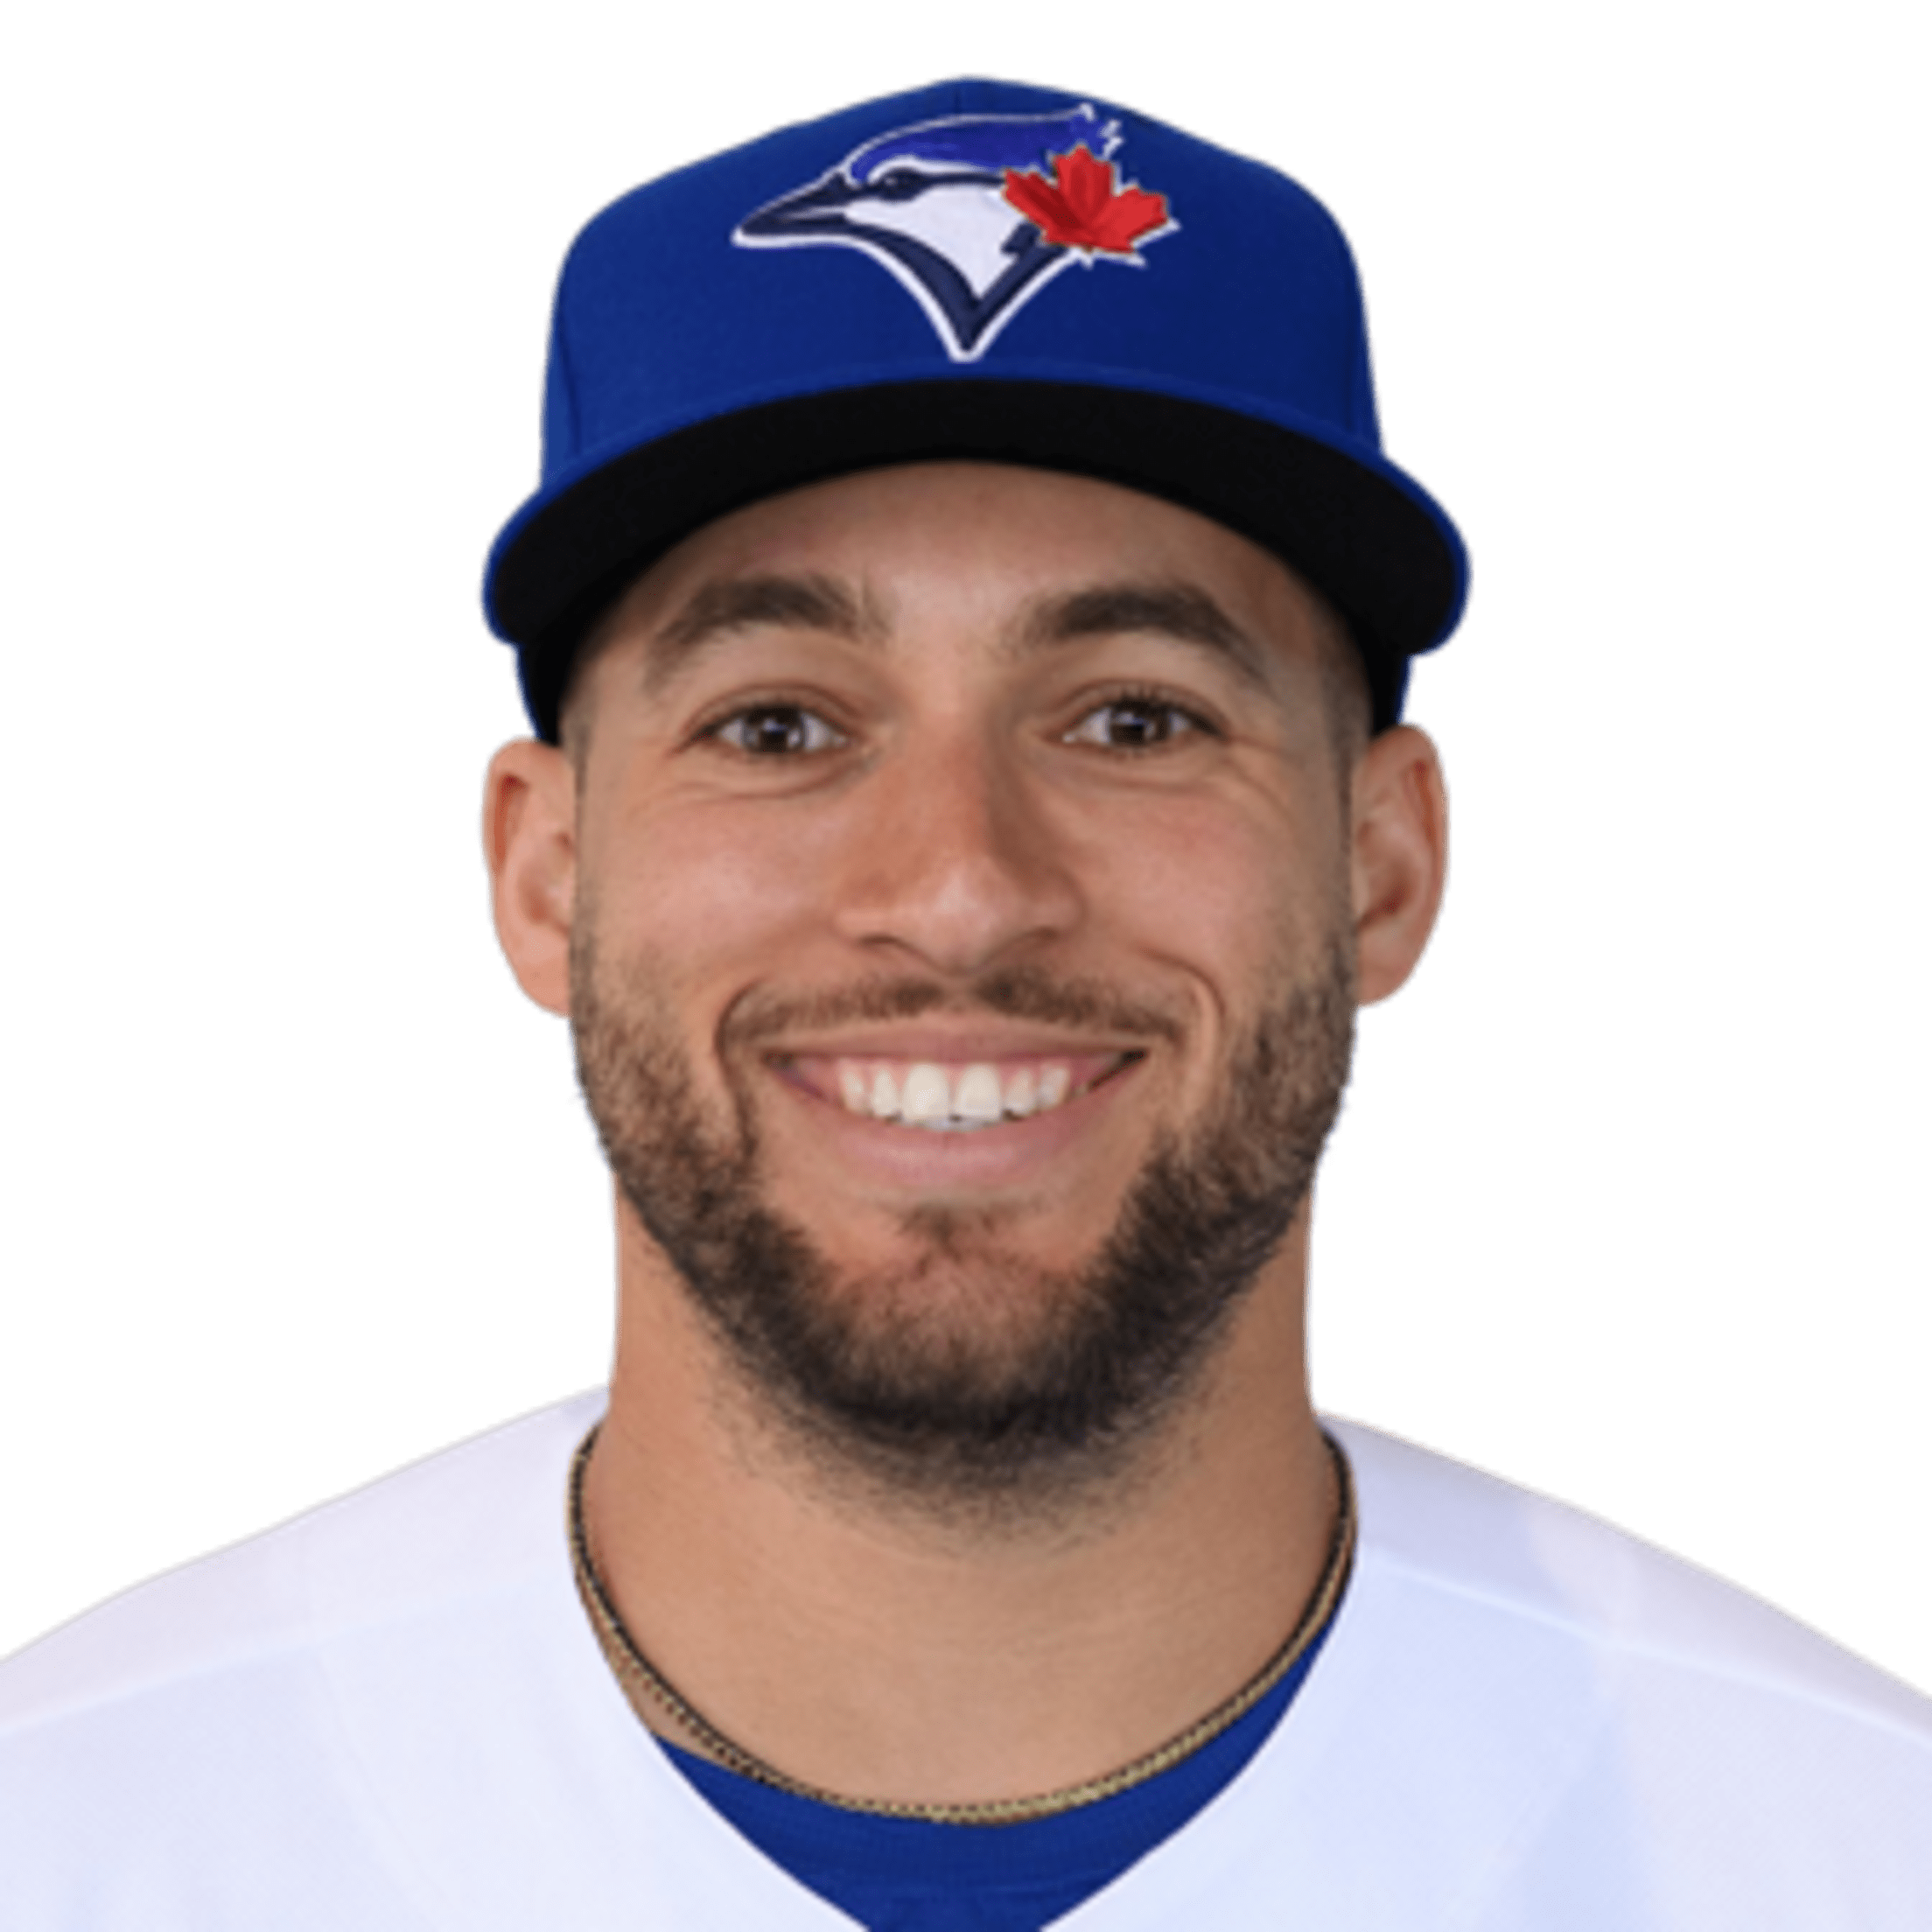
[1001,145,1171,257]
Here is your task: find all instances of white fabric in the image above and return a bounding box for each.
[3,1392,1928,1929]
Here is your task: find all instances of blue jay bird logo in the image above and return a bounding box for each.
[735,104,1178,362]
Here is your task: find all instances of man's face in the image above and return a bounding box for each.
[564,464,1362,1506]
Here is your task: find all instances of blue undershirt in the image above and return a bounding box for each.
[662,1609,1335,1931]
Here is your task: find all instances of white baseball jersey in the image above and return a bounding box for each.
[4,1391,1928,1928]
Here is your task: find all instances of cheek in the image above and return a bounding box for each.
[586,797,842,985]
[1082,795,1329,980]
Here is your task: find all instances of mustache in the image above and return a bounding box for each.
[723,964,1188,1051]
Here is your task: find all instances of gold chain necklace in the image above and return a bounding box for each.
[567,1426,1354,1825]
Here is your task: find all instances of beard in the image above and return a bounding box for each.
[571,924,1355,1516]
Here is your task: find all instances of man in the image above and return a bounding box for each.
[3,78,1927,1929]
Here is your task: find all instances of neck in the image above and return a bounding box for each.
[581,1200,1336,1809]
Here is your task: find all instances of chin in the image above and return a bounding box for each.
[570,903,1355,1508]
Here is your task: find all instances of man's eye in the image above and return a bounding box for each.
[1062,696,1203,751]
[711,705,844,756]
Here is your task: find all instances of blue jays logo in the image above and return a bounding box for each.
[735,104,1178,362]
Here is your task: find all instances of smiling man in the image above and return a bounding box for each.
[499,465,1408,1534]
[3,78,1928,1931]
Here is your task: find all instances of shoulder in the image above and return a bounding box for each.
[1329,1417,1931,1743]
[0,1390,841,1931]
[0,1390,606,1737]
[1272,1420,1932,1928]
[1104,1424,1929,1929]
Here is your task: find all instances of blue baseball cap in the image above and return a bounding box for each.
[485,78,1467,738]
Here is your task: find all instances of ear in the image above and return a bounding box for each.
[483,738,577,1017]
[1349,724,1448,1005]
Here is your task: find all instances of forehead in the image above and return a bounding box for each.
[584,462,1330,679]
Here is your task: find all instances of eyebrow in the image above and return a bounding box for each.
[1006,583,1276,695]
[641,573,882,696]
[639,572,1275,697]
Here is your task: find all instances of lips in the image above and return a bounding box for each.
[784,1053,1133,1131]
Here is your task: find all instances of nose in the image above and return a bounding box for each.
[830,728,1082,977]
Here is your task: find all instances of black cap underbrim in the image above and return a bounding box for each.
[488,379,1466,740]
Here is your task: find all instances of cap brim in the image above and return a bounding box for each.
[486,378,1467,740]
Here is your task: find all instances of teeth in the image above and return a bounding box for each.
[900,1062,951,1125]
[955,1063,1003,1125]
[832,1056,1102,1130]
[1003,1067,1038,1117]
[839,1062,870,1113]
